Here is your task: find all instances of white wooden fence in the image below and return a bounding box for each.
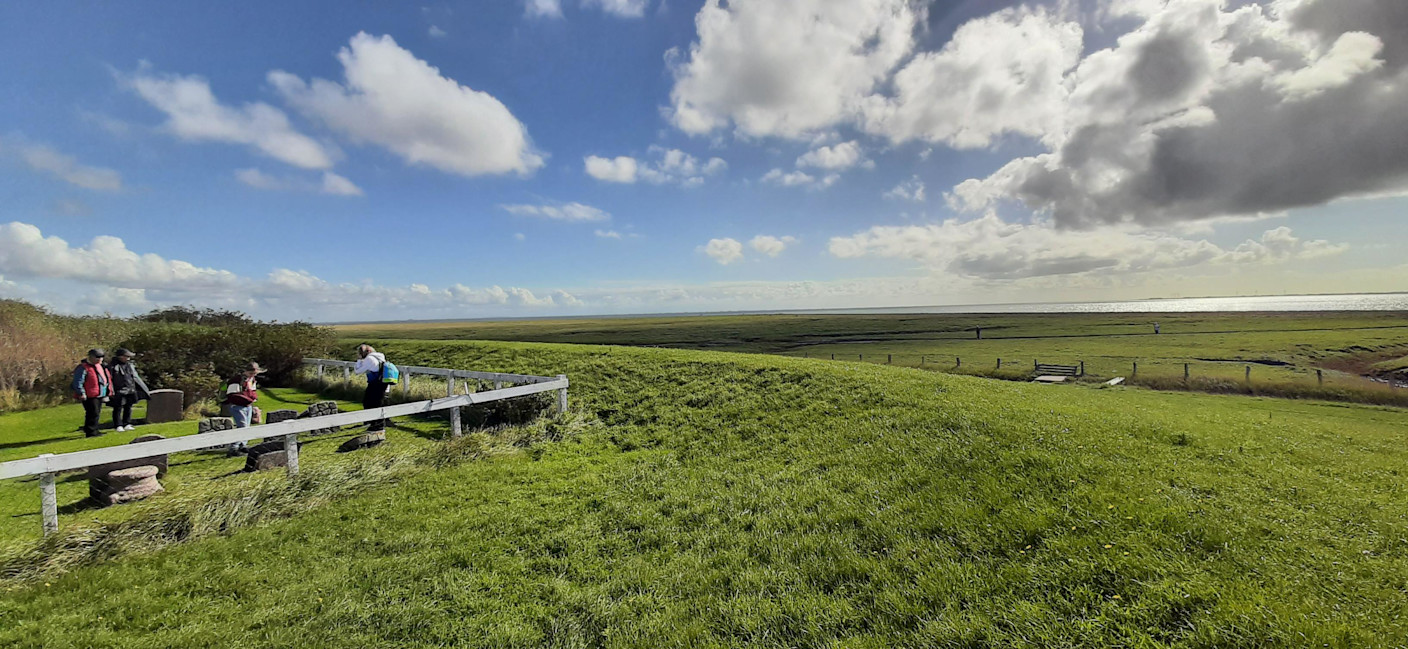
[0,359,568,537]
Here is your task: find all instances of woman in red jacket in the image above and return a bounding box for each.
[71,348,112,437]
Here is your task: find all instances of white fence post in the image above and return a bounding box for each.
[447,377,461,437]
[284,434,299,477]
[556,374,568,414]
[402,372,411,398]
[316,364,325,385]
[39,454,57,537]
[342,366,350,385]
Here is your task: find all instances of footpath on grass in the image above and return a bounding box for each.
[2,340,1407,647]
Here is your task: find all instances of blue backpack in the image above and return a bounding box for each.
[380,360,400,384]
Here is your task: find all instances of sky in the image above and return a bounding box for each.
[1,0,1406,321]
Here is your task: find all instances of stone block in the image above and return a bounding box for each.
[93,465,164,506]
[146,389,185,423]
[198,417,235,434]
[243,440,291,472]
[87,435,169,501]
[265,409,299,424]
[337,431,386,453]
[298,400,341,436]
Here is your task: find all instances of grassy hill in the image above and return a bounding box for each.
[2,340,1407,647]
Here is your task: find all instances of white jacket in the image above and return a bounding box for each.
[353,352,386,376]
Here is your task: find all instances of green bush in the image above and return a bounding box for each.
[119,321,333,388]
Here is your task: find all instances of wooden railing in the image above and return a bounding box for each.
[1,360,568,536]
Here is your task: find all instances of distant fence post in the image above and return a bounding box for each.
[1184,363,1190,380]
[1034,360,1039,372]
[830,354,835,361]
[1133,362,1137,377]
[921,355,926,365]
[285,433,299,477]
[1079,361,1085,376]
[956,357,961,368]
[887,354,892,364]
[997,358,1002,369]
[1245,366,1251,383]
[402,371,411,398]
[859,354,863,362]
[556,375,569,414]
[1317,369,1323,386]
[39,454,57,537]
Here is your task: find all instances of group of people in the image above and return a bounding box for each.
[71,345,396,450]
[71,348,148,437]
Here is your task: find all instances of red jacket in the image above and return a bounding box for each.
[225,376,258,406]
[72,361,112,400]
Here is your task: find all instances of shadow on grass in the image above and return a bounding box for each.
[0,435,78,451]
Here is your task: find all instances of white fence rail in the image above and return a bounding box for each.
[1,359,569,537]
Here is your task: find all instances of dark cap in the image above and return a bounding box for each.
[114,348,135,358]
[88,348,106,358]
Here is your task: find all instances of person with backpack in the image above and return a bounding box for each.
[353,344,397,433]
[224,361,265,455]
[105,348,150,432]
[71,348,112,437]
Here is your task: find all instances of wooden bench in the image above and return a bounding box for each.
[1034,362,1083,376]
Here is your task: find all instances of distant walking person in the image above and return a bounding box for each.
[353,344,397,433]
[224,361,265,455]
[106,348,149,432]
[1154,322,1161,335]
[72,348,112,437]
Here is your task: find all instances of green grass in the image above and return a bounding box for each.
[0,386,452,546]
[341,312,1408,406]
[2,340,1407,646]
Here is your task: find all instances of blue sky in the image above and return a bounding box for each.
[1,0,1406,320]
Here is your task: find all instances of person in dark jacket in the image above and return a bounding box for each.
[105,348,149,432]
[72,348,112,437]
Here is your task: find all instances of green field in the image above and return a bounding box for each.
[340,312,1408,405]
[3,339,1408,646]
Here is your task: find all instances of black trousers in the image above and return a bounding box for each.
[363,381,390,431]
[82,398,104,436]
[111,393,137,428]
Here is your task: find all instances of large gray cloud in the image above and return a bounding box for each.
[953,0,1408,227]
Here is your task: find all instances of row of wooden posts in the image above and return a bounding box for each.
[799,352,1341,386]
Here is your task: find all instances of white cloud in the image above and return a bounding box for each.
[1274,31,1384,99]
[761,168,837,189]
[270,32,543,177]
[584,147,726,185]
[128,69,335,169]
[584,155,638,183]
[13,142,123,191]
[749,235,796,257]
[702,238,743,265]
[500,201,610,222]
[320,171,364,196]
[236,168,363,196]
[795,140,865,170]
[595,229,623,239]
[583,0,649,18]
[0,221,240,291]
[0,221,578,319]
[525,0,563,18]
[668,0,922,138]
[428,25,447,38]
[884,176,925,202]
[514,232,526,241]
[828,213,1347,280]
[861,6,1083,149]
